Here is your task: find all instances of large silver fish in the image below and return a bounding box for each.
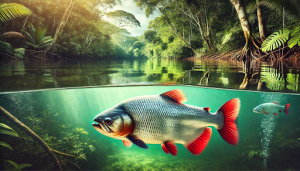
[92,89,240,156]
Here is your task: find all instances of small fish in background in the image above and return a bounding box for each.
[92,89,240,156]
[253,102,290,116]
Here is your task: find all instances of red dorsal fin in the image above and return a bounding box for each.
[161,89,187,103]
[272,101,280,105]
[186,127,212,156]
[122,140,132,148]
[203,107,211,112]
[161,142,177,156]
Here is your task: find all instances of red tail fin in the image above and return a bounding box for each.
[217,98,240,145]
[284,103,290,115]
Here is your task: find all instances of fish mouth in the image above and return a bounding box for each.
[92,122,102,129]
[92,120,111,133]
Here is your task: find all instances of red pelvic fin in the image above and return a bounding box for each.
[161,144,169,154]
[284,103,290,115]
[160,89,187,103]
[122,140,132,148]
[279,110,282,112]
[203,107,211,112]
[217,98,240,145]
[162,142,177,156]
[186,127,212,156]
[274,113,277,116]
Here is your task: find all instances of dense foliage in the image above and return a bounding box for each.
[0,0,299,59]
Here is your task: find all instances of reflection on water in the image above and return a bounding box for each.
[0,58,299,93]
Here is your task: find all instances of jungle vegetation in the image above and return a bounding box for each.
[0,0,300,59]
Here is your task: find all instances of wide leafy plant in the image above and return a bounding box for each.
[23,23,53,50]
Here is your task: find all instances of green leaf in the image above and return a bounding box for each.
[23,30,35,44]
[288,26,300,48]
[4,160,20,171]
[0,141,13,151]
[0,3,32,22]
[18,164,32,170]
[0,123,14,131]
[261,29,290,52]
[248,151,255,160]
[0,129,19,137]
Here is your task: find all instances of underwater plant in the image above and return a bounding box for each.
[0,123,32,171]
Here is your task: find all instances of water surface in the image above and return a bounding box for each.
[0,58,299,93]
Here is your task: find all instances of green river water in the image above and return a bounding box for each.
[0,85,299,170]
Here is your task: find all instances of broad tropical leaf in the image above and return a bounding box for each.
[0,141,13,151]
[288,26,300,48]
[0,3,32,22]
[23,23,53,50]
[261,30,290,52]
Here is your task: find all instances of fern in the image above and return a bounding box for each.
[288,26,300,48]
[261,29,290,52]
[0,3,32,22]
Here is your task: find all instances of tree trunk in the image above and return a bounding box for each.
[230,0,251,46]
[46,0,75,52]
[256,0,265,41]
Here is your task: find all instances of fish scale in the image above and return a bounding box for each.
[93,89,240,156]
[122,95,222,144]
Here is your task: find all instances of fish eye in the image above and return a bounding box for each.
[104,118,112,126]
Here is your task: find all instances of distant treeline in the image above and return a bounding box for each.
[0,0,299,59]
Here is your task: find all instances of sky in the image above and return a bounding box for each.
[106,0,161,37]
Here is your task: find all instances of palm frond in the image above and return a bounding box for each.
[260,0,300,23]
[288,26,300,48]
[261,29,290,52]
[0,3,32,22]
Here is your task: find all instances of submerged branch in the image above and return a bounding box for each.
[52,149,77,158]
[0,106,62,170]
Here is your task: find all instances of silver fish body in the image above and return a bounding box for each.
[122,95,223,145]
[93,89,240,156]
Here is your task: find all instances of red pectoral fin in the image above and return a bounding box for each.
[161,144,169,154]
[122,140,132,148]
[284,103,290,115]
[264,111,268,114]
[186,127,212,156]
[161,142,177,156]
[160,89,187,103]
